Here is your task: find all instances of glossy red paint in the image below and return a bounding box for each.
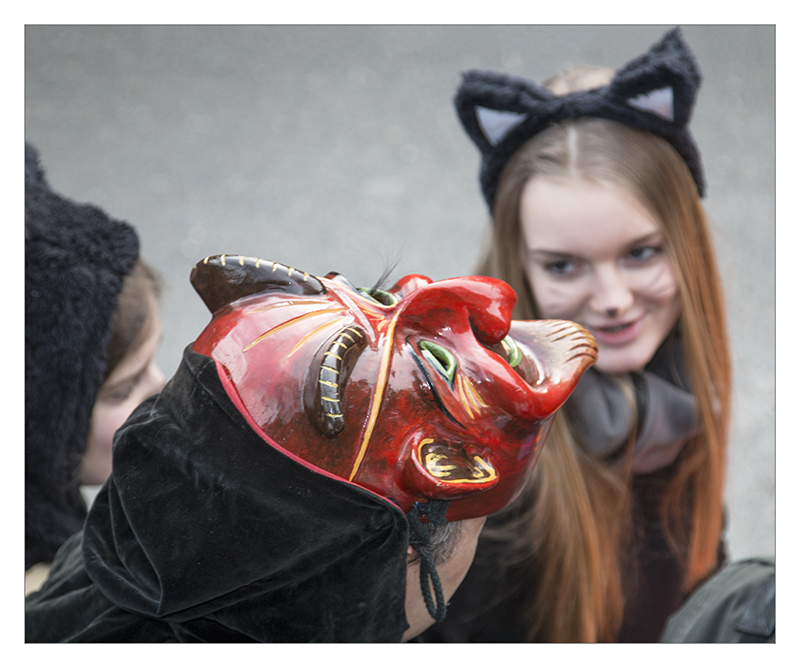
[191,255,597,521]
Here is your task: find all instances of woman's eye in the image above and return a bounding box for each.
[101,369,146,403]
[104,382,136,403]
[544,259,576,275]
[627,245,659,262]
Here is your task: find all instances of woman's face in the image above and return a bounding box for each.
[519,176,681,374]
[80,310,166,485]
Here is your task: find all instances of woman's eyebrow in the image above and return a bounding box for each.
[527,232,663,257]
[526,248,578,258]
[625,231,663,246]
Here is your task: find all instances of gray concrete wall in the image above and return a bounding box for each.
[25,25,775,561]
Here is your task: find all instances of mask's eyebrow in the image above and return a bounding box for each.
[242,307,346,352]
[313,326,367,437]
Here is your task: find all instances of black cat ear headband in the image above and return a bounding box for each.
[455,27,705,212]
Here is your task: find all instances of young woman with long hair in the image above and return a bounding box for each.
[419,28,730,643]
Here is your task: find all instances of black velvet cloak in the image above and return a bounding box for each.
[25,347,411,642]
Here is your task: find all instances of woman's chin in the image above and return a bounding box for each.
[593,344,651,375]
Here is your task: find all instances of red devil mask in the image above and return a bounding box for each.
[191,255,597,521]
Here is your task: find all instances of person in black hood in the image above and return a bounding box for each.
[25,143,165,592]
[25,251,598,642]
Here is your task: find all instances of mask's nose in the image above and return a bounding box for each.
[399,276,518,344]
[387,274,433,300]
[507,319,598,419]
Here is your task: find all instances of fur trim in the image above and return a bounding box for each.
[455,28,705,211]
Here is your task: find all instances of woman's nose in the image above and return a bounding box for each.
[589,265,634,317]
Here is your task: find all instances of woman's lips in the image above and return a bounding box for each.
[586,318,644,346]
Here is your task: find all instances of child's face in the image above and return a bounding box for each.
[80,311,166,486]
[519,176,682,375]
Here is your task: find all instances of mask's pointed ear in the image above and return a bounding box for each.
[455,69,552,154]
[191,255,325,314]
[609,27,701,128]
[401,438,500,500]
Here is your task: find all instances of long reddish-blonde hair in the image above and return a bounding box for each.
[478,73,730,642]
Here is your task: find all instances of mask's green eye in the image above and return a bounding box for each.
[420,340,457,383]
[501,336,522,368]
[370,288,399,306]
[358,288,399,306]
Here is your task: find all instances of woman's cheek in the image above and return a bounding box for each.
[530,278,584,320]
[638,261,680,305]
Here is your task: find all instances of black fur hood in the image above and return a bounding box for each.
[25,142,140,569]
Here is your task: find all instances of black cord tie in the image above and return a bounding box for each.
[406,499,450,624]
